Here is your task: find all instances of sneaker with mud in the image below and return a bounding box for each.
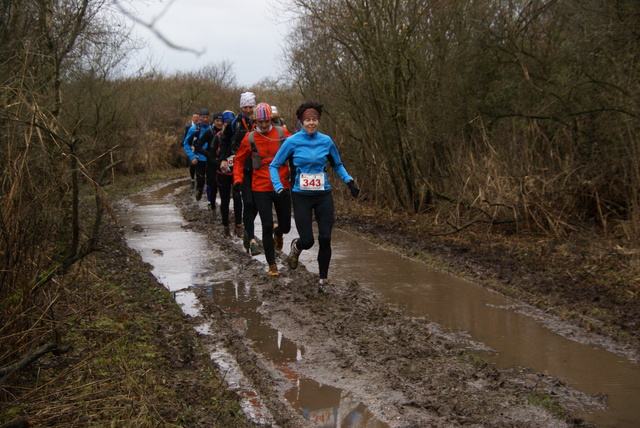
[288,238,301,270]
[249,240,262,256]
[235,224,244,238]
[268,264,279,276]
[223,226,231,238]
[317,279,335,294]
[195,189,203,201]
[273,225,283,251]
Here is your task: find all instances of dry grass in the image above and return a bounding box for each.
[0,174,252,427]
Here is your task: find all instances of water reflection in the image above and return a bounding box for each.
[292,380,386,428]
[206,280,389,427]
[326,229,640,427]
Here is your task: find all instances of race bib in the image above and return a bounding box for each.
[227,155,235,167]
[300,173,325,191]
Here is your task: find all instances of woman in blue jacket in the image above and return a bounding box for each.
[269,101,359,293]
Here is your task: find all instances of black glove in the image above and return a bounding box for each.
[276,188,289,199]
[347,180,360,198]
[233,182,242,193]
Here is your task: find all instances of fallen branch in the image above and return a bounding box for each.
[428,218,516,236]
[0,343,70,382]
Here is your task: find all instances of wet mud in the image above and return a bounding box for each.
[117,179,632,427]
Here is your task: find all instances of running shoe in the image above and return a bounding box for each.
[223,227,231,238]
[235,224,244,238]
[288,238,301,270]
[317,279,336,295]
[195,189,203,201]
[207,202,211,211]
[268,264,279,276]
[249,240,262,256]
[190,180,195,189]
[273,225,283,251]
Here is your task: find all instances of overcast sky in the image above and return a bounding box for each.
[122,0,294,87]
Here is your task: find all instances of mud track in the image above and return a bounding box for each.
[166,184,605,427]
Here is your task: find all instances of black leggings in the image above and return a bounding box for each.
[291,191,334,280]
[253,190,292,266]
[205,162,219,205]
[217,172,242,227]
[194,161,206,191]
[241,171,258,239]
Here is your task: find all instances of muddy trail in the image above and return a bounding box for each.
[116,179,638,427]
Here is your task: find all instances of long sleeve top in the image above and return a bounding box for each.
[269,130,352,194]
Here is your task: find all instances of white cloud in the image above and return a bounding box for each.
[123,0,294,87]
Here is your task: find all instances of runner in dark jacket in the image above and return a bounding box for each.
[220,92,259,253]
[197,110,242,237]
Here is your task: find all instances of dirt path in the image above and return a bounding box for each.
[169,185,603,427]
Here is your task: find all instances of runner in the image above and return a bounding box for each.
[221,92,259,252]
[269,101,360,293]
[183,108,212,201]
[194,111,224,215]
[184,111,199,189]
[271,105,287,129]
[206,111,224,211]
[206,110,243,237]
[233,103,292,276]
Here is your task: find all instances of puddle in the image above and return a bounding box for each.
[117,179,640,428]
[117,179,387,427]
[324,231,640,427]
[205,280,387,427]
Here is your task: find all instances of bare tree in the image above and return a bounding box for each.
[284,0,640,240]
[0,0,128,371]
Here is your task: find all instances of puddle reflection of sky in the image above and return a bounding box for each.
[118,184,387,427]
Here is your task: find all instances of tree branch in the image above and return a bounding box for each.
[0,343,70,382]
[428,218,516,236]
[116,2,205,56]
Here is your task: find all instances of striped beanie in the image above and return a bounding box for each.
[254,103,273,121]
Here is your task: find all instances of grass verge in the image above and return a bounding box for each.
[0,171,253,427]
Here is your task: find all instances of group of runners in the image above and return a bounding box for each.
[182,92,359,293]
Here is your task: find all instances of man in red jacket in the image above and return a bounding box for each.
[233,103,291,276]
